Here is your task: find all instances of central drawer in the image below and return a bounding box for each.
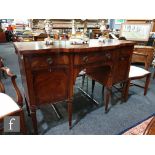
[74,51,113,66]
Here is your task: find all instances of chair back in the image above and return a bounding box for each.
[132,45,154,70]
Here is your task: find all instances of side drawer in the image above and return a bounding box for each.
[30,54,69,69]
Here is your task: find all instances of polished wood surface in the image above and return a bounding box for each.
[132,45,154,70]
[14,39,135,134]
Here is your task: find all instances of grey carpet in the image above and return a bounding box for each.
[0,42,155,135]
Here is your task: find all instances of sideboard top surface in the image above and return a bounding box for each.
[14,39,135,55]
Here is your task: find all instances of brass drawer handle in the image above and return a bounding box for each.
[120,57,126,61]
[82,56,89,63]
[46,57,53,65]
[105,53,111,59]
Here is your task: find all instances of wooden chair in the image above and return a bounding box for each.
[89,65,151,111]
[90,68,128,112]
[123,65,151,101]
[132,46,154,70]
[0,67,27,134]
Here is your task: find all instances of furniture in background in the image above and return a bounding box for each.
[33,33,47,41]
[0,32,6,43]
[92,29,101,39]
[132,45,154,70]
[0,67,27,134]
[14,39,135,134]
[123,66,151,101]
[90,65,151,106]
[120,23,151,42]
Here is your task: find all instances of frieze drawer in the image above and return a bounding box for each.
[30,55,69,69]
[74,52,113,65]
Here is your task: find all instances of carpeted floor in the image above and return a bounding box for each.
[0,42,155,135]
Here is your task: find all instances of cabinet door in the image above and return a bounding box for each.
[32,68,69,105]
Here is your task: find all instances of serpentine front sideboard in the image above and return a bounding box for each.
[14,39,135,134]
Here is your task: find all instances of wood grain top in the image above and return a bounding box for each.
[14,39,135,55]
[134,45,154,49]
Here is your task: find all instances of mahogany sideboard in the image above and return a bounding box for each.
[14,39,135,134]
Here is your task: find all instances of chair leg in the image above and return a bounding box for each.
[19,110,27,134]
[153,71,155,79]
[82,74,85,88]
[123,79,130,101]
[25,97,31,116]
[102,86,104,95]
[144,73,151,96]
[86,76,88,92]
[92,79,95,95]
[0,70,6,79]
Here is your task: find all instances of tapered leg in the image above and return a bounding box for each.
[121,82,127,101]
[104,87,111,112]
[124,79,130,101]
[92,79,95,95]
[19,110,27,134]
[144,73,151,95]
[102,86,104,95]
[86,76,88,92]
[67,98,73,129]
[25,97,31,116]
[82,74,85,88]
[153,71,155,79]
[31,108,38,134]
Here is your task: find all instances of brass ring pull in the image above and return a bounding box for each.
[120,57,125,61]
[105,53,111,59]
[82,56,89,63]
[46,57,53,65]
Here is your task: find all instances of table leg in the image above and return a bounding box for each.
[104,86,112,112]
[31,108,38,134]
[144,73,151,95]
[123,79,130,101]
[67,98,73,129]
[19,110,27,134]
